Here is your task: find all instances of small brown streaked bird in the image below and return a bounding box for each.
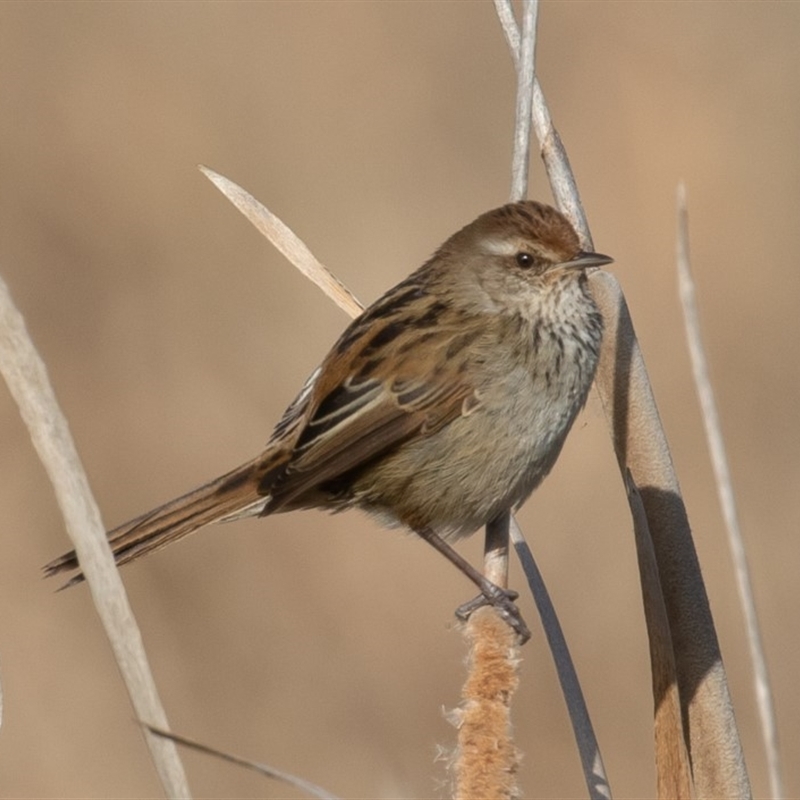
[45,200,611,642]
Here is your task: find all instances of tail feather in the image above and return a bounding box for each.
[43,453,283,586]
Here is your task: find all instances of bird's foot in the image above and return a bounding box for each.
[455,584,531,645]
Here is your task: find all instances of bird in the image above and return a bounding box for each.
[45,200,611,642]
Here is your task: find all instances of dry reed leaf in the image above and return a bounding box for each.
[199,165,363,318]
[147,725,340,800]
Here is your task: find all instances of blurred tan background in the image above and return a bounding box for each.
[1,2,798,798]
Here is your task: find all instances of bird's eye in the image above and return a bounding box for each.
[516,252,534,268]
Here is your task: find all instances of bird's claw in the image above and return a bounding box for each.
[455,585,531,645]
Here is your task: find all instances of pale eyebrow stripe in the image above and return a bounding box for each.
[481,238,519,256]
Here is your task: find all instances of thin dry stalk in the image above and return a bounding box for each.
[509,0,537,203]
[146,725,340,800]
[494,0,587,241]
[676,185,783,799]
[482,0,538,590]
[0,275,190,798]
[482,514,512,591]
[474,0,538,624]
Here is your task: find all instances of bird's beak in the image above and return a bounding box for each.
[560,251,614,271]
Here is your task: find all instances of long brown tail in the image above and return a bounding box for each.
[43,451,286,587]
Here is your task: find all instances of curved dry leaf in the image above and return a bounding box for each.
[199,165,363,318]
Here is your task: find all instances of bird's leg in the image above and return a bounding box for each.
[414,526,531,644]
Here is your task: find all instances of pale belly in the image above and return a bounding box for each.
[353,355,595,538]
